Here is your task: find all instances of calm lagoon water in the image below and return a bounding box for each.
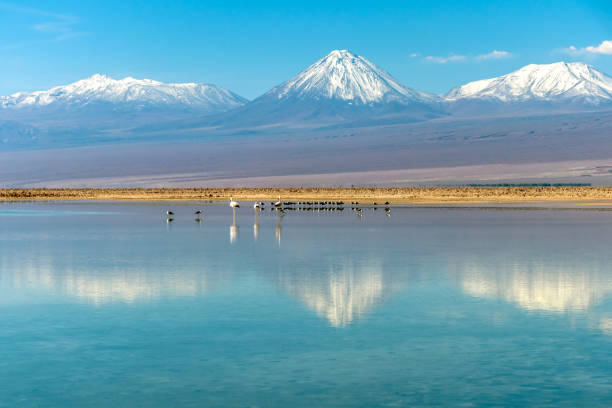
[1,202,611,407]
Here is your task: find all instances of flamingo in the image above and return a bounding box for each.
[229,197,240,208]
[273,195,282,208]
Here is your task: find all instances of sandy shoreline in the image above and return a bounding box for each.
[2,187,612,204]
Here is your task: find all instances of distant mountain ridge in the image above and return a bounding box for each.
[3,58,612,115]
[445,62,612,105]
[0,74,247,113]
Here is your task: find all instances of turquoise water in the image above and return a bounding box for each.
[0,202,611,407]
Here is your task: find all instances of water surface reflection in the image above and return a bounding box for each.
[1,204,612,407]
[1,205,611,321]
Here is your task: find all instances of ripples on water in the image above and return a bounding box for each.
[0,202,611,407]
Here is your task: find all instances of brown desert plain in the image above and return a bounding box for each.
[2,187,612,205]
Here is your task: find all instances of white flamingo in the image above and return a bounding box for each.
[273,195,282,208]
[229,197,240,208]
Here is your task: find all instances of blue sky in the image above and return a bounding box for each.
[1,0,611,99]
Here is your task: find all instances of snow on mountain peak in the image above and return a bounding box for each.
[0,75,247,112]
[267,49,438,105]
[445,62,612,104]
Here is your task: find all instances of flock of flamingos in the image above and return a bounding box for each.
[163,196,392,222]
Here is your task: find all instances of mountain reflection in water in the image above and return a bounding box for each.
[0,204,611,329]
[2,204,612,407]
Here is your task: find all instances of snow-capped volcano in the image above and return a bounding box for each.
[445,62,612,105]
[214,49,443,128]
[0,74,247,113]
[268,49,438,105]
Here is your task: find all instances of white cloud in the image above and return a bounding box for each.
[424,55,467,64]
[409,53,420,58]
[585,41,612,54]
[476,50,512,60]
[0,1,86,44]
[424,50,512,64]
[564,40,612,55]
[32,20,83,41]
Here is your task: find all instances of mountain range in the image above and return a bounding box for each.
[1,49,611,150]
[0,74,247,113]
[445,62,612,104]
[445,61,612,115]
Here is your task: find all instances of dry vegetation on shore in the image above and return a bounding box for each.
[2,187,612,203]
